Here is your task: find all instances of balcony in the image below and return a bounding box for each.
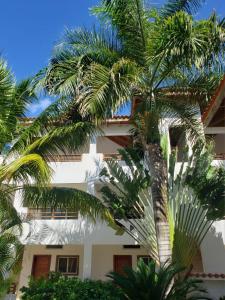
[47,155,82,162]
[102,153,122,161]
[214,153,225,160]
[28,208,78,220]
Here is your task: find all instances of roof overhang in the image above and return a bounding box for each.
[20,115,131,126]
[202,75,225,127]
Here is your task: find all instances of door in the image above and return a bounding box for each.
[32,255,51,280]
[114,255,132,275]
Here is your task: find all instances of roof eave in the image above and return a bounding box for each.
[202,75,225,127]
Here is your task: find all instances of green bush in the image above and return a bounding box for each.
[20,272,123,300]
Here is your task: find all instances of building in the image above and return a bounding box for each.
[8,78,225,299]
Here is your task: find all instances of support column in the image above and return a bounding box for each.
[89,136,97,155]
[14,189,27,214]
[83,243,92,279]
[87,181,95,196]
[84,134,95,276]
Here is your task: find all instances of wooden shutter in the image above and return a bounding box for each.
[32,255,51,280]
[114,255,132,275]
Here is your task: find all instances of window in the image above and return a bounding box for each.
[56,256,79,275]
[137,256,152,265]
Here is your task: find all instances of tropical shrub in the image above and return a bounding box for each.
[108,259,210,300]
[20,273,123,300]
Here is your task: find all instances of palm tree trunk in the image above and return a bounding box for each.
[146,143,171,265]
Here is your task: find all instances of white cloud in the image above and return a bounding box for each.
[27,98,52,115]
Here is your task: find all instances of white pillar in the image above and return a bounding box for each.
[87,181,95,195]
[83,243,92,279]
[14,189,27,214]
[89,136,97,155]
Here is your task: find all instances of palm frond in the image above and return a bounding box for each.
[43,28,123,98]
[22,121,97,161]
[168,153,212,268]
[162,0,205,17]
[80,58,139,118]
[108,259,208,299]
[14,78,37,117]
[9,95,98,158]
[100,148,158,262]
[22,185,113,224]
[101,147,216,270]
[185,146,225,220]
[0,154,51,185]
[92,0,149,65]
[0,189,24,289]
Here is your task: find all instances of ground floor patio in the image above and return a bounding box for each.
[16,244,149,299]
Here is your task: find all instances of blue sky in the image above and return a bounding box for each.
[0,0,224,115]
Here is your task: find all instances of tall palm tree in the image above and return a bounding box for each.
[11,0,225,264]
[0,59,53,292]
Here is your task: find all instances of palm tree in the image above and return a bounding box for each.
[11,0,225,264]
[108,259,210,300]
[0,59,53,292]
[22,145,224,270]
[0,197,24,296]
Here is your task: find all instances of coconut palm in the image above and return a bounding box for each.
[0,196,24,296]
[10,0,225,264]
[0,59,54,293]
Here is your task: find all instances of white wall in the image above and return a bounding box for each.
[201,221,225,273]
[22,218,139,245]
[203,281,225,300]
[91,245,149,280]
[214,134,225,154]
[97,136,123,153]
[17,245,84,299]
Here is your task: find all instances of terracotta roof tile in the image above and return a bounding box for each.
[189,272,225,279]
[19,115,131,124]
[202,75,225,124]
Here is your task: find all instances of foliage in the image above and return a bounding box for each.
[8,0,225,271]
[185,146,225,220]
[23,145,223,269]
[11,2,225,266]
[97,146,215,267]
[22,185,113,223]
[12,0,225,156]
[20,273,123,300]
[0,191,24,295]
[108,259,210,300]
[0,58,52,293]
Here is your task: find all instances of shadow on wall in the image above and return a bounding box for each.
[201,224,225,299]
[22,216,134,246]
[202,224,225,273]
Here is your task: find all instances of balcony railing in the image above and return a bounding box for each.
[47,155,82,162]
[8,283,17,294]
[28,208,78,220]
[103,153,122,161]
[214,153,225,160]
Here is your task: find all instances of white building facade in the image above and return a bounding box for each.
[9,78,225,299]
